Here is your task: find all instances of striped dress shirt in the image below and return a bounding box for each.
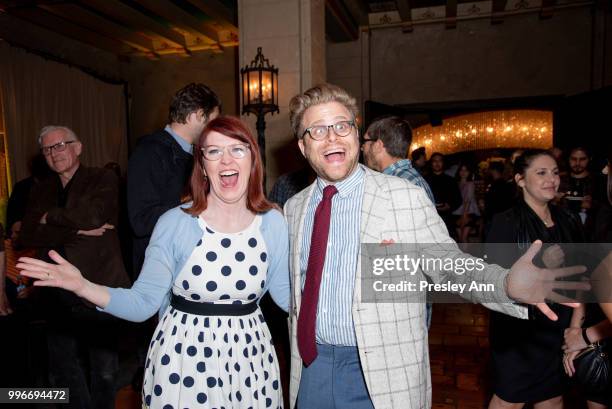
[300,166,365,346]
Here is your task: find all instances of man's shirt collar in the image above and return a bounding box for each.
[165,125,193,154]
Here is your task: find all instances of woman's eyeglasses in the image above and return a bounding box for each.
[200,144,250,161]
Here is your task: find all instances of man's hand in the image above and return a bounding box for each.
[542,244,565,269]
[506,240,589,321]
[39,213,48,224]
[77,223,115,237]
[0,289,13,316]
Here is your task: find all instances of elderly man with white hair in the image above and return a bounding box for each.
[19,125,130,409]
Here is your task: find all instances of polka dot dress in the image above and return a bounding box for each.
[142,215,282,408]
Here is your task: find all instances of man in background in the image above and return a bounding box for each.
[20,125,130,409]
[361,115,435,327]
[426,152,462,236]
[559,147,594,224]
[411,147,428,176]
[127,83,221,275]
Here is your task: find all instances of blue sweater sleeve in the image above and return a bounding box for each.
[262,209,290,313]
[101,209,178,322]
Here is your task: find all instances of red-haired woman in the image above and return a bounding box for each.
[18,116,290,409]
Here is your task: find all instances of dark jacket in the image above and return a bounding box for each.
[127,130,193,275]
[425,172,462,214]
[20,166,130,307]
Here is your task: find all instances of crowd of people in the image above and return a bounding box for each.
[0,82,610,409]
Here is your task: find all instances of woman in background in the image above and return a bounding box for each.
[453,163,480,243]
[487,149,585,409]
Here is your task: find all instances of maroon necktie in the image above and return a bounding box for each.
[298,184,338,366]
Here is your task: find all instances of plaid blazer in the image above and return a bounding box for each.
[284,165,527,409]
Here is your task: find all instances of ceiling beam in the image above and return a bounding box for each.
[80,0,189,54]
[131,0,220,45]
[540,0,557,18]
[395,0,413,32]
[326,0,359,41]
[338,0,370,26]
[5,6,131,55]
[491,0,508,24]
[40,3,157,55]
[184,0,237,33]
[446,0,457,28]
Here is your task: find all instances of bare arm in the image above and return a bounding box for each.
[569,303,586,328]
[602,303,612,322]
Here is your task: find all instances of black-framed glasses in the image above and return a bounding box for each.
[301,120,355,141]
[200,144,250,161]
[41,140,78,156]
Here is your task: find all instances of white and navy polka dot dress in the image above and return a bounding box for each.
[142,215,282,409]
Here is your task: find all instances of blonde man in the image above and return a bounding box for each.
[284,84,584,409]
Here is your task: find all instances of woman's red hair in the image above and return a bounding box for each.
[183,116,274,216]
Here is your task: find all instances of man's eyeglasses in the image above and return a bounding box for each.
[301,120,355,141]
[41,140,78,156]
[200,144,250,161]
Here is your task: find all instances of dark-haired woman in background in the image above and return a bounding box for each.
[487,149,585,409]
[19,116,290,409]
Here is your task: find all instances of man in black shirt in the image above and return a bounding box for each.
[127,83,221,275]
[425,152,462,237]
[559,147,594,224]
[20,126,130,409]
[484,161,515,235]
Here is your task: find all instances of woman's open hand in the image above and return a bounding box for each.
[18,250,87,296]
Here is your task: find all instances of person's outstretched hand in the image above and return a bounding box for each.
[506,240,589,321]
[18,250,87,295]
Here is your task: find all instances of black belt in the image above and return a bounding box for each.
[170,294,258,316]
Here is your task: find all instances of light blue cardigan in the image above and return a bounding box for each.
[101,204,290,322]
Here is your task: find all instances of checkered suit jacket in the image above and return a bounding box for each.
[284,165,527,409]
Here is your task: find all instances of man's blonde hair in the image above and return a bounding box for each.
[289,83,358,138]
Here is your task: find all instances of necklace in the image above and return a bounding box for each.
[533,207,553,226]
[539,214,553,227]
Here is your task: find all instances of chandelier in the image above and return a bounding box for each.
[411,109,553,156]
